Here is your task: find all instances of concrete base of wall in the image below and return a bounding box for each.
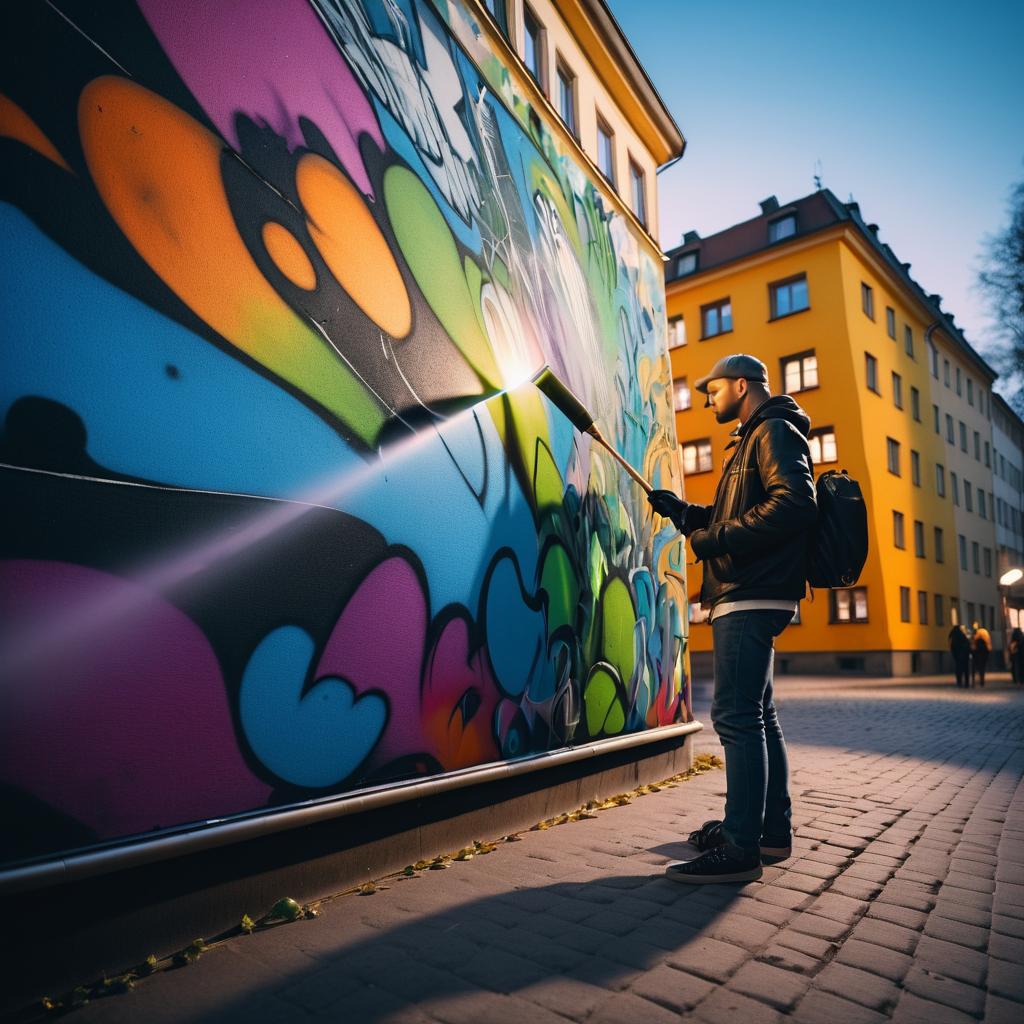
[691,649,951,678]
[4,731,697,1011]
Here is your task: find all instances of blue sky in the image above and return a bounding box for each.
[608,0,1024,374]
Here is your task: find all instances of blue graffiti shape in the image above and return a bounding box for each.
[239,626,386,788]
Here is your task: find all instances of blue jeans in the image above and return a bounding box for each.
[711,609,794,851]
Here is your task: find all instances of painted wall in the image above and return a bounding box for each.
[0,0,687,867]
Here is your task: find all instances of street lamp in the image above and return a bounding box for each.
[1000,568,1023,587]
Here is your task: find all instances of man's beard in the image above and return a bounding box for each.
[714,398,742,423]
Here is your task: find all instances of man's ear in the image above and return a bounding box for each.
[735,378,748,398]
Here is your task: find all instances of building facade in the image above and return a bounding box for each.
[993,393,1024,640]
[664,190,1001,676]
[0,0,687,869]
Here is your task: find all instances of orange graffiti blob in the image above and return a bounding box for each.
[262,221,317,291]
[78,76,382,440]
[0,94,72,172]
[296,153,411,339]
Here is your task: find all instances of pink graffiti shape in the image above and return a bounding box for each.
[0,560,271,841]
[138,0,383,196]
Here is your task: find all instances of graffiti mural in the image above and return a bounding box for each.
[0,0,688,865]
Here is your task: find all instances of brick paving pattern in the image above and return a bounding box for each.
[71,675,1024,1022]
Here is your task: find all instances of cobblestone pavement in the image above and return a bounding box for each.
[72,674,1024,1023]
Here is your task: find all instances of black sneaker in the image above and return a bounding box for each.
[687,819,791,865]
[760,835,792,865]
[665,845,763,884]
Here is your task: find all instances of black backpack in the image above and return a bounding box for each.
[807,470,868,589]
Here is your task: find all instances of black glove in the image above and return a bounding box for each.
[648,489,688,530]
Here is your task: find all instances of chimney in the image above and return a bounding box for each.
[682,230,700,245]
[867,223,879,236]
[930,293,942,306]
[845,201,860,218]
[901,262,911,272]
[759,196,779,215]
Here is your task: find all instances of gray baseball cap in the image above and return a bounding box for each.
[694,353,769,394]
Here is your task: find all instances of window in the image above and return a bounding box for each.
[673,376,691,411]
[972,541,980,574]
[892,371,903,409]
[918,590,928,624]
[980,390,986,416]
[978,489,987,519]
[886,306,896,339]
[910,386,921,421]
[892,510,905,549]
[483,0,510,35]
[958,534,967,569]
[959,421,967,451]
[950,598,959,626]
[886,437,901,476]
[628,159,646,225]
[782,351,818,392]
[928,340,939,378]
[984,547,992,577]
[914,520,925,558]
[701,298,732,338]
[984,441,990,467]
[944,359,950,386]
[900,586,911,623]
[951,471,959,505]
[973,430,980,460]
[676,251,698,277]
[681,439,712,475]
[911,449,921,486]
[831,588,868,623]
[523,6,547,89]
[933,404,940,433]
[935,463,945,497]
[861,282,874,319]
[904,325,914,358]
[964,480,973,512]
[808,427,837,465]
[596,116,615,184]
[768,214,796,242]
[946,413,955,443]
[866,353,879,392]
[967,601,976,624]
[668,315,686,349]
[935,593,944,626]
[955,366,962,396]
[556,59,577,136]
[770,275,809,318]
[934,527,944,563]
[967,378,974,405]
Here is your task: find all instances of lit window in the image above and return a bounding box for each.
[768,214,796,242]
[673,376,691,411]
[893,510,905,549]
[911,449,920,486]
[831,587,868,623]
[861,282,874,319]
[808,427,837,465]
[900,586,911,623]
[892,371,903,409]
[782,351,818,393]
[628,159,646,225]
[701,298,732,338]
[904,325,914,358]
[935,463,945,497]
[676,251,698,277]
[866,352,879,392]
[918,590,928,624]
[523,6,546,89]
[886,307,896,339]
[770,275,809,318]
[681,439,712,475]
[556,60,576,136]
[667,315,686,349]
[596,116,615,184]
[950,598,960,625]
[934,527,944,563]
[914,520,925,558]
[886,437,900,476]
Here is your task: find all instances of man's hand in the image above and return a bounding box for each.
[647,489,688,529]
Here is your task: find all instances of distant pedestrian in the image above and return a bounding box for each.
[1010,626,1024,686]
[971,621,992,688]
[949,625,970,688]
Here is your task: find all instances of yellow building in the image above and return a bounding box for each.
[664,191,999,676]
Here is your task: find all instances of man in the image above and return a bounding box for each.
[649,354,816,883]
[1010,626,1024,686]
[971,620,992,688]
[948,623,970,688]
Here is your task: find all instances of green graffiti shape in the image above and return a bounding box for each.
[600,576,636,687]
[540,541,577,634]
[584,665,625,736]
[383,165,500,387]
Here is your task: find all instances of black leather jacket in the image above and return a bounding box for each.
[685,396,817,608]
